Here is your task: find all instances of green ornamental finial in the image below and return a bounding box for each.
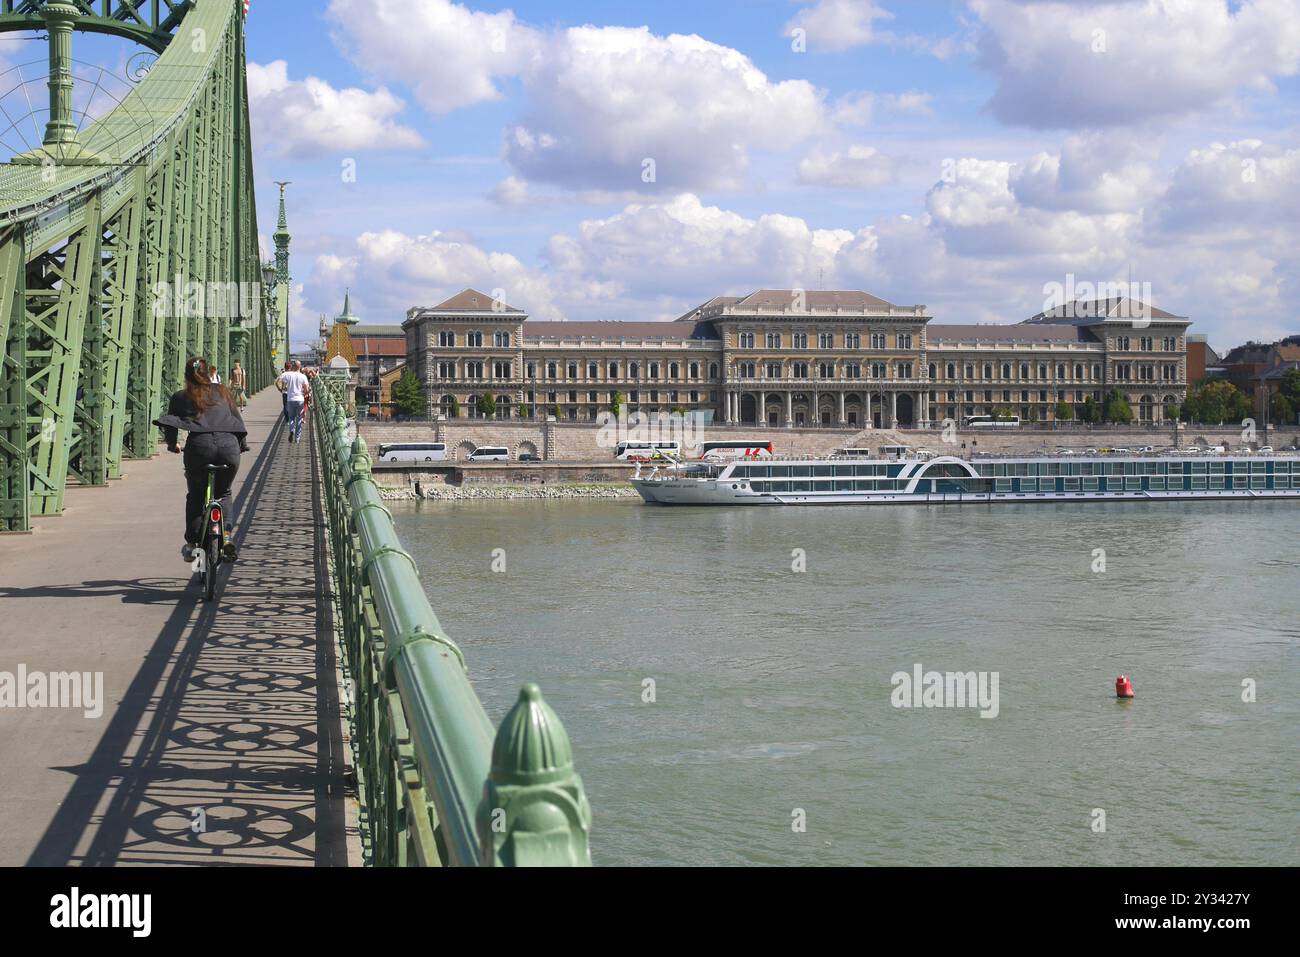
[478,684,592,866]
[337,289,359,325]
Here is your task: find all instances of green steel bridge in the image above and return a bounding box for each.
[0,1,590,867]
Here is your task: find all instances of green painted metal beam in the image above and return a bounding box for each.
[0,0,192,53]
[0,229,29,532]
[0,1,274,528]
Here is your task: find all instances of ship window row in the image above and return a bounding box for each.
[749,479,910,493]
[988,475,1290,492]
[732,464,893,478]
[984,461,1291,478]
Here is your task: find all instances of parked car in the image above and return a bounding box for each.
[1083,447,1099,455]
[518,452,541,462]
[1056,448,1076,455]
[1257,446,1274,454]
[1137,445,1154,453]
[467,446,510,462]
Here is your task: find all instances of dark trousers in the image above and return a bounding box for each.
[183,432,241,543]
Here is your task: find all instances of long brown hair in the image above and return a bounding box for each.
[184,357,236,414]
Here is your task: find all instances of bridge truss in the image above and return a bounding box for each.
[0,0,278,532]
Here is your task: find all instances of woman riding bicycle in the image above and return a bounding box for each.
[155,357,249,562]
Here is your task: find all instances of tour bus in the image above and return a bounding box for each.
[964,414,1021,429]
[698,440,774,460]
[615,441,681,461]
[467,446,510,462]
[378,442,447,463]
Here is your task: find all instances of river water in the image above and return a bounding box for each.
[391,498,1299,866]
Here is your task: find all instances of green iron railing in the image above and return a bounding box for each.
[311,374,592,866]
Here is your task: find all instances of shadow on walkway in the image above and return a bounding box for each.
[21,417,352,866]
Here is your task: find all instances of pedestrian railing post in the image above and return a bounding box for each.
[478,684,592,866]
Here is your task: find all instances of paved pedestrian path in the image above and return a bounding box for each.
[0,388,359,866]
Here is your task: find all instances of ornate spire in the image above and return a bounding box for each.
[273,180,291,238]
[336,289,359,326]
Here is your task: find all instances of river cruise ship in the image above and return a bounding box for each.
[630,451,1300,506]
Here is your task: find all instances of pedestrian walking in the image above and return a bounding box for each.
[277,360,311,443]
[230,359,247,409]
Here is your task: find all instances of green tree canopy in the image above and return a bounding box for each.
[1102,388,1133,424]
[477,393,497,418]
[1182,379,1250,425]
[391,370,424,417]
[1054,400,1073,421]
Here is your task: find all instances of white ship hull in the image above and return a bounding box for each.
[631,452,1300,506]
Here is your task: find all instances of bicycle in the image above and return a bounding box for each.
[190,463,235,601]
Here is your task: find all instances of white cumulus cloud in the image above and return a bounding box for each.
[327,1,828,192]
[784,0,895,52]
[247,60,424,158]
[971,0,1300,128]
[799,145,897,188]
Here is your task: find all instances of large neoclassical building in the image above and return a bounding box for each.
[403,288,1190,427]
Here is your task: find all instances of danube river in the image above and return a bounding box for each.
[391,499,1299,866]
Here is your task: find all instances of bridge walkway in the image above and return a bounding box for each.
[0,388,360,866]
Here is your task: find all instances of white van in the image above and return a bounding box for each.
[379,442,447,463]
[467,446,510,462]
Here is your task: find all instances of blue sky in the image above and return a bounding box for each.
[9,1,1300,352]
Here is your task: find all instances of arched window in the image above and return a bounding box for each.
[1001,362,1011,379]
[928,363,936,379]
[669,362,679,378]
[709,362,719,379]
[630,361,640,378]
[608,362,618,378]
[947,362,956,379]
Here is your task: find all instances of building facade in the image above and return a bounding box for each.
[1218,336,1300,421]
[403,288,1191,427]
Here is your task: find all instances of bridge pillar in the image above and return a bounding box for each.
[13,0,100,166]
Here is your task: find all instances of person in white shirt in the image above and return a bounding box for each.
[276,361,311,443]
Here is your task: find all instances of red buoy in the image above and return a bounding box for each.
[1116,675,1134,698]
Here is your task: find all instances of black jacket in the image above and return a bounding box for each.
[155,386,249,452]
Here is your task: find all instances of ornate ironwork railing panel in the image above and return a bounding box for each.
[311,374,592,867]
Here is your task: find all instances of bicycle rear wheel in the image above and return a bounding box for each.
[204,537,219,601]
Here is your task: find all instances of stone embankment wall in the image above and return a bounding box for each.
[359,418,1297,462]
[358,420,906,461]
[380,483,640,502]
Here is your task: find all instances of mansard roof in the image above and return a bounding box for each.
[1025,298,1186,324]
[425,288,526,314]
[524,320,719,341]
[733,289,896,310]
